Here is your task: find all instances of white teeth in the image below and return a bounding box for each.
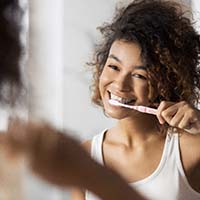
[110,93,134,104]
[110,93,122,102]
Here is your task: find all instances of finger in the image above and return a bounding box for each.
[157,101,175,124]
[167,109,184,127]
[161,108,178,125]
[179,114,193,130]
[178,110,199,130]
[156,101,168,124]
[159,101,188,125]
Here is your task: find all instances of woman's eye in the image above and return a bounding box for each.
[132,74,147,80]
[108,65,120,71]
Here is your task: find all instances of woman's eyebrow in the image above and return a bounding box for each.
[134,66,147,70]
[108,54,147,70]
[108,54,122,63]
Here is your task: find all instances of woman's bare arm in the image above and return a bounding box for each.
[4,120,145,200]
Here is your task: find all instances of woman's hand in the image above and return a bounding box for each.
[156,101,200,134]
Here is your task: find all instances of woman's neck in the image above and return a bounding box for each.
[109,114,162,148]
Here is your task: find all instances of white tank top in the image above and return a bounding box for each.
[85,130,200,200]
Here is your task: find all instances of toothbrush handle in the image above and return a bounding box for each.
[136,106,157,115]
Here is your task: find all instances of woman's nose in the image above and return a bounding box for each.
[114,74,132,92]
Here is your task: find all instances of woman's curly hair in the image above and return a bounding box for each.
[0,0,23,104]
[90,0,200,109]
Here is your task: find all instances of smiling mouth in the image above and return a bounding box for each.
[109,92,136,105]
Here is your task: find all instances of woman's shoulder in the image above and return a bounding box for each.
[179,132,200,168]
[180,132,200,154]
[179,132,200,193]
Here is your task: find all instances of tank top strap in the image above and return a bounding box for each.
[174,132,187,177]
[164,132,178,160]
[173,133,182,166]
[90,129,106,165]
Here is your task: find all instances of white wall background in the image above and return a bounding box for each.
[192,0,200,32]
[62,0,121,141]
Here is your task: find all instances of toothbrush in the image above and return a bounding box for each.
[109,99,157,115]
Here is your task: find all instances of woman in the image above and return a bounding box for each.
[72,0,200,199]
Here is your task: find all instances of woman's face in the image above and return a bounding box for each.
[99,40,151,119]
